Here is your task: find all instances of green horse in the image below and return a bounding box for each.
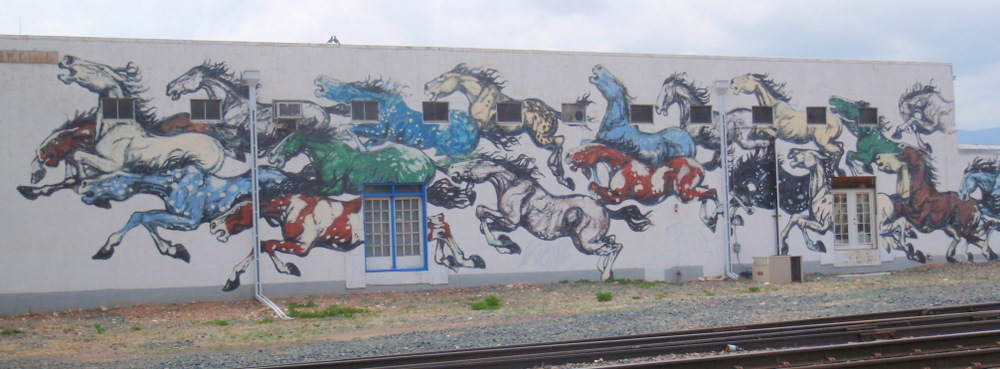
[829,96,900,175]
[268,131,436,195]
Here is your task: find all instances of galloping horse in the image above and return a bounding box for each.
[893,82,955,152]
[268,129,436,196]
[729,73,844,175]
[777,149,833,255]
[17,110,96,200]
[566,143,722,231]
[165,61,350,159]
[875,147,997,262]
[426,213,485,271]
[961,157,1000,221]
[57,55,226,176]
[77,165,292,263]
[828,95,900,175]
[209,194,364,291]
[424,63,576,189]
[727,143,810,217]
[314,75,480,157]
[655,72,722,170]
[876,193,925,263]
[588,65,697,167]
[446,154,652,281]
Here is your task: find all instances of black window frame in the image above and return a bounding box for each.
[806,106,827,125]
[496,102,522,123]
[752,106,773,124]
[101,98,135,120]
[630,104,654,124]
[422,101,449,123]
[190,99,222,121]
[352,100,380,122]
[858,107,878,126]
[690,105,713,124]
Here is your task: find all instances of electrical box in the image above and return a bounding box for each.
[752,255,803,284]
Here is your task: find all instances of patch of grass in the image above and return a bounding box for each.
[703,290,716,296]
[2,329,23,336]
[655,293,668,300]
[131,325,142,331]
[257,318,274,324]
[595,292,613,302]
[287,301,368,318]
[468,295,502,310]
[631,296,642,300]
[747,286,761,293]
[977,276,990,280]
[206,320,230,326]
[94,324,106,334]
[615,279,657,289]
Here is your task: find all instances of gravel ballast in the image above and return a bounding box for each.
[2,262,999,368]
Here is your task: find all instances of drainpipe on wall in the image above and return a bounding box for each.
[245,70,291,320]
[773,137,781,256]
[714,81,739,280]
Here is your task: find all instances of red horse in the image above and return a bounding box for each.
[566,143,721,231]
[209,194,363,291]
[18,111,96,200]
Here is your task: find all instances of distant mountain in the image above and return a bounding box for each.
[958,127,1000,145]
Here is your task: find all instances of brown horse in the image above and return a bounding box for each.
[18,111,96,200]
[875,146,997,262]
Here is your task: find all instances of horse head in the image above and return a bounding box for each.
[267,132,304,167]
[77,171,142,209]
[787,148,826,170]
[447,159,495,185]
[589,65,627,101]
[655,73,709,117]
[874,152,905,174]
[424,64,467,101]
[729,73,758,96]
[565,143,629,179]
[57,55,136,98]
[166,64,209,101]
[209,201,253,242]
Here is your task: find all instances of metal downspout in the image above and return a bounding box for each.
[245,70,291,320]
[715,81,739,280]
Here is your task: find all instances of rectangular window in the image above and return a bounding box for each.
[806,107,827,124]
[496,102,522,123]
[422,101,449,123]
[858,107,878,125]
[363,184,426,271]
[690,105,712,124]
[630,104,654,124]
[352,101,379,122]
[752,106,773,124]
[190,99,222,121]
[562,103,587,124]
[275,101,302,119]
[101,98,134,120]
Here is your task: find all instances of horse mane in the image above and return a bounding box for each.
[750,73,791,102]
[663,72,710,105]
[482,152,541,179]
[106,61,158,125]
[346,77,407,97]
[56,108,98,131]
[196,60,250,97]
[900,146,939,187]
[965,157,1000,175]
[449,63,506,90]
[899,81,947,105]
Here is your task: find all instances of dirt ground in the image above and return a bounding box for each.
[1,262,997,364]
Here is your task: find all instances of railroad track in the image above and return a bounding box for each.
[245,302,1000,369]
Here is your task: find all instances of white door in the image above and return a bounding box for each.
[833,189,876,250]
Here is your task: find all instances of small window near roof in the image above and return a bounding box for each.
[422,101,449,123]
[630,104,654,124]
[352,101,379,122]
[752,106,773,124]
[102,98,134,120]
[690,105,712,124]
[275,101,302,119]
[858,107,878,125]
[190,99,222,121]
[806,107,827,124]
[562,103,587,124]
[496,102,522,123]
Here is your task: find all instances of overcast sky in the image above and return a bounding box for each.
[2,0,999,130]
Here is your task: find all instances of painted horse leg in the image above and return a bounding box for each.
[17,176,79,200]
[262,240,306,277]
[223,250,254,292]
[93,210,191,262]
[592,236,622,282]
[476,205,521,254]
[942,226,962,263]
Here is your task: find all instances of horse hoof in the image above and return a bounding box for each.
[16,186,40,200]
[988,251,999,261]
[497,235,521,254]
[814,241,827,253]
[563,178,576,191]
[914,251,927,264]
[906,229,918,238]
[731,215,744,227]
[92,247,114,260]
[967,252,975,262]
[947,256,958,263]
[442,256,459,272]
[287,263,301,277]
[906,243,915,254]
[602,271,615,282]
[173,245,191,263]
[470,255,486,268]
[222,278,241,292]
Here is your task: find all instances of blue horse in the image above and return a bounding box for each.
[78,165,291,263]
[313,75,480,157]
[961,157,1000,221]
[588,65,696,166]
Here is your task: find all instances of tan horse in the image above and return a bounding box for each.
[730,73,844,175]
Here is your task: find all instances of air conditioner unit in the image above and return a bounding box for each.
[275,101,302,118]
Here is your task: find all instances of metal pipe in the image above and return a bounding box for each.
[773,137,781,256]
[714,81,739,280]
[244,70,290,320]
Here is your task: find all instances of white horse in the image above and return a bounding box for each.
[57,55,226,175]
[777,148,832,254]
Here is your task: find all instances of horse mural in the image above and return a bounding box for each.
[729,73,844,175]
[17,110,96,200]
[56,55,227,177]
[424,63,577,189]
[777,148,833,255]
[267,129,436,196]
[208,194,364,291]
[655,72,722,170]
[876,193,926,263]
[829,96,900,175]
[164,61,351,160]
[893,82,955,152]
[77,165,292,263]
[726,141,810,218]
[875,147,997,262]
[445,154,652,281]
[313,75,480,157]
[961,157,1000,222]
[426,213,485,271]
[588,65,697,168]
[565,143,722,231]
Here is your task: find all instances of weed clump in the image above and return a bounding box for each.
[468,295,502,310]
[287,301,367,318]
[595,292,613,302]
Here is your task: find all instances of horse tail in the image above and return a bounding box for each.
[323,103,351,117]
[607,205,652,232]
